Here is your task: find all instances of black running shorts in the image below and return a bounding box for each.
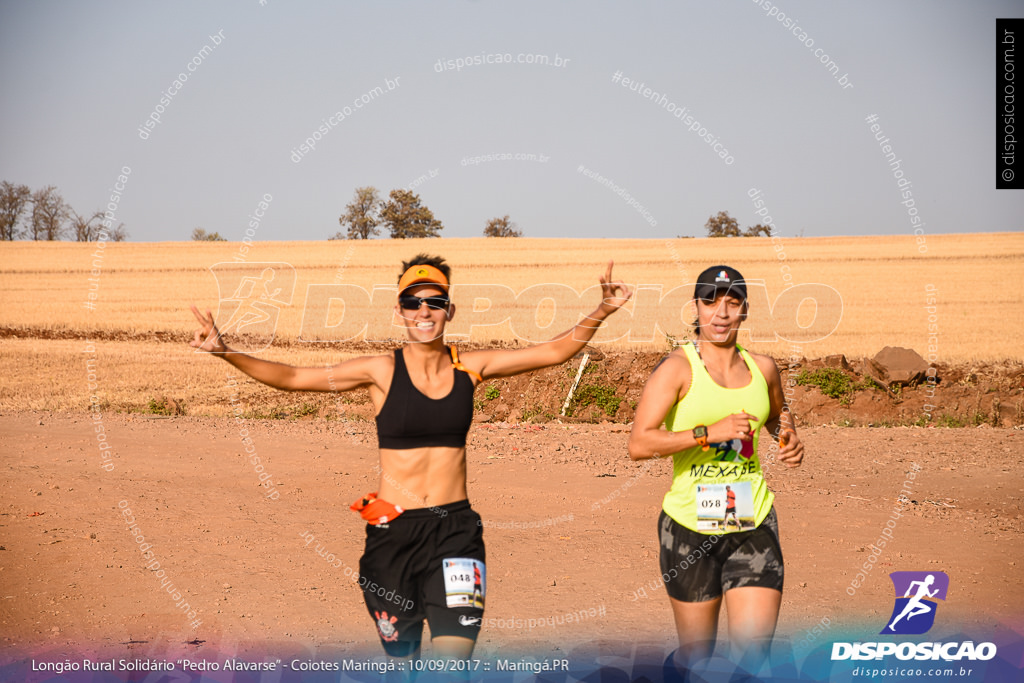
[658,506,784,603]
[359,500,486,656]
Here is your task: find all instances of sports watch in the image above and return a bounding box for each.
[692,425,709,451]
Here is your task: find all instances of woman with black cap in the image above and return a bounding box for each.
[628,265,804,679]
[189,253,631,661]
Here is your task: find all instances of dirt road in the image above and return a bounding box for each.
[1,411,1022,677]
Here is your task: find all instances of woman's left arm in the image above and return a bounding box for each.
[462,261,632,379]
[755,354,804,468]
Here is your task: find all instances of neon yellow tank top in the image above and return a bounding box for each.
[662,342,774,534]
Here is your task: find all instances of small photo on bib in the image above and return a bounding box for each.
[443,558,485,608]
[696,482,754,532]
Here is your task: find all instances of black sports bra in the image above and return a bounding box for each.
[375,347,476,449]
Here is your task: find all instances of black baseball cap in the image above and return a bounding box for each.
[694,265,747,302]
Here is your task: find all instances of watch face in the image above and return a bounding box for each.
[693,426,707,438]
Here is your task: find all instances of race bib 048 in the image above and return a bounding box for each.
[443,558,485,608]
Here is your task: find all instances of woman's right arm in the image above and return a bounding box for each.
[627,354,694,460]
[627,352,759,460]
[189,305,384,392]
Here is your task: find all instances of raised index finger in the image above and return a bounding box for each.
[190,304,208,324]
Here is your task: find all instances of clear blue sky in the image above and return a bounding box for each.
[1,0,1021,241]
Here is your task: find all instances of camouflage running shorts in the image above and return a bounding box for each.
[658,507,784,602]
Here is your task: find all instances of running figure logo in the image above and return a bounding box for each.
[208,262,296,351]
[881,571,949,635]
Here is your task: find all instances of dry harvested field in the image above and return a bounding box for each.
[1,234,1023,681]
[1,233,1022,361]
[1,234,1022,419]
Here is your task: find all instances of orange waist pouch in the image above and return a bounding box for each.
[350,492,405,525]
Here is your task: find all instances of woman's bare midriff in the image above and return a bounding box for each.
[377,446,468,509]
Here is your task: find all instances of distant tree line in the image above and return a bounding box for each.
[191,228,227,241]
[0,181,128,241]
[483,215,522,237]
[331,186,523,240]
[704,211,772,238]
[2,181,796,243]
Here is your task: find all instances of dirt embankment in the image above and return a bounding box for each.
[494,348,1024,429]
[4,325,1021,428]
[260,343,1023,430]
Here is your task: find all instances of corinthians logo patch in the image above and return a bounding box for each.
[375,610,399,642]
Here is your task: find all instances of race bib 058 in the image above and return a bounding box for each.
[696,481,753,532]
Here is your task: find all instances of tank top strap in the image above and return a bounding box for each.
[684,342,762,390]
[736,345,767,390]
[681,342,712,391]
[392,347,411,388]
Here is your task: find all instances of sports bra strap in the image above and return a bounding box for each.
[450,345,483,383]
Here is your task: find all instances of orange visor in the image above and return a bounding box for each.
[398,265,449,293]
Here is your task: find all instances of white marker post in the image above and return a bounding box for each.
[561,352,590,416]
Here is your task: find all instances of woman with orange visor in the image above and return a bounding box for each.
[190,253,631,660]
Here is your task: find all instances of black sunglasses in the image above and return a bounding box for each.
[399,294,450,311]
